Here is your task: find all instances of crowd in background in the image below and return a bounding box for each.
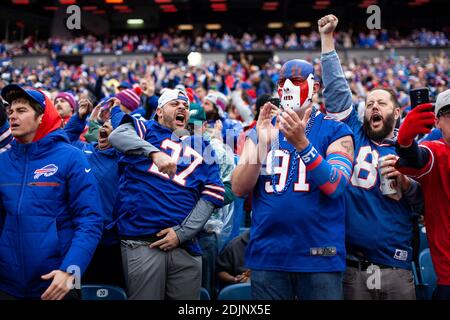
[0,46,448,120]
[0,28,448,57]
[0,20,449,300]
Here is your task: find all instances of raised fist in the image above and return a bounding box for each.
[77,98,93,119]
[318,14,338,35]
[96,66,107,78]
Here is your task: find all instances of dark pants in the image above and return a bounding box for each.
[433,285,450,300]
[251,270,343,300]
[343,266,416,300]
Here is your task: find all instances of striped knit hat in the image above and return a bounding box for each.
[115,87,142,112]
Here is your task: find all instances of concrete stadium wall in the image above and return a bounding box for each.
[12,47,450,67]
[11,55,51,67]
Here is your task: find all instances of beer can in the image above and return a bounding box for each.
[378,156,398,195]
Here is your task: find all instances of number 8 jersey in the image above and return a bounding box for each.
[334,107,417,269]
[321,50,419,270]
[245,111,353,272]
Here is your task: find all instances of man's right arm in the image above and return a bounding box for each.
[109,122,159,157]
[319,15,356,124]
[108,122,177,177]
[63,114,87,143]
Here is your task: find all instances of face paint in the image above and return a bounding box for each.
[278,74,315,112]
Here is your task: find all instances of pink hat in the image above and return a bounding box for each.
[115,87,142,112]
[55,92,76,112]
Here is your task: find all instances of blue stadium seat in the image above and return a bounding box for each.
[81,284,127,300]
[200,287,211,300]
[418,249,437,300]
[217,283,252,300]
[411,261,419,286]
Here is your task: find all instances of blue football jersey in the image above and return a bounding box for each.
[245,111,353,272]
[337,107,414,269]
[321,50,416,269]
[114,118,225,241]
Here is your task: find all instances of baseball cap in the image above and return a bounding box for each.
[435,89,450,117]
[118,81,132,90]
[157,89,190,109]
[1,84,46,111]
[188,103,206,124]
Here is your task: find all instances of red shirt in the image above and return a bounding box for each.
[398,139,450,285]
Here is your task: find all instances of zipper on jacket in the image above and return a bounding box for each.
[16,146,29,297]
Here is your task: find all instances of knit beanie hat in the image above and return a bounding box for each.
[55,92,77,112]
[115,87,142,112]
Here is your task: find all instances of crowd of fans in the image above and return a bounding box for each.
[0,15,449,301]
[1,44,448,118]
[0,28,448,57]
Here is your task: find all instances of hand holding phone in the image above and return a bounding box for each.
[409,88,432,129]
[410,88,430,109]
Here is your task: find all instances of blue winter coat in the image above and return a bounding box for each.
[0,129,103,298]
[64,114,120,245]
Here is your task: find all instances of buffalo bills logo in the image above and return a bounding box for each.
[34,164,58,180]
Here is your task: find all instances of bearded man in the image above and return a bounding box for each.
[319,14,423,300]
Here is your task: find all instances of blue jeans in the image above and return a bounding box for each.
[251,270,343,300]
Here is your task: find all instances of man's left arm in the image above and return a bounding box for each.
[149,152,225,251]
[280,108,355,199]
[60,151,104,274]
[301,134,355,199]
[41,150,103,300]
[395,103,435,178]
[378,153,425,207]
[174,159,226,243]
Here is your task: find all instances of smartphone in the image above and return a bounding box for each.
[409,88,432,129]
[409,88,430,109]
[268,97,281,108]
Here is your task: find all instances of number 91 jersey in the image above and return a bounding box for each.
[245,111,353,272]
[114,119,225,239]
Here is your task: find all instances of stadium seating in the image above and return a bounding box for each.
[419,224,429,253]
[81,284,127,300]
[418,249,437,300]
[217,283,252,300]
[200,287,211,300]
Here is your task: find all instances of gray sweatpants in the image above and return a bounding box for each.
[343,266,416,300]
[121,240,202,300]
